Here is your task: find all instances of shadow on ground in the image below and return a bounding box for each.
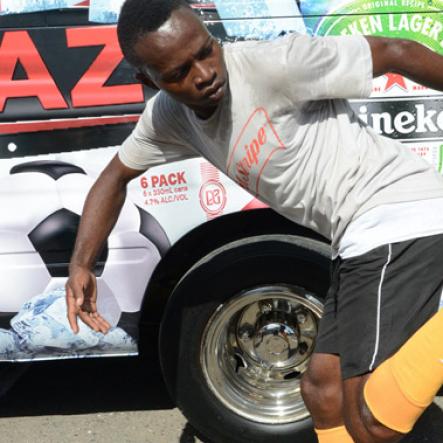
[0,356,441,442]
[0,356,171,416]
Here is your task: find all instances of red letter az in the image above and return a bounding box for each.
[0,31,68,112]
[66,26,144,108]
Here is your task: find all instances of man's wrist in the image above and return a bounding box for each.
[68,260,93,273]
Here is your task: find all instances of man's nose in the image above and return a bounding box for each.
[194,61,216,89]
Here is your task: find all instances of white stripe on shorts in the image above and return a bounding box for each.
[369,244,392,371]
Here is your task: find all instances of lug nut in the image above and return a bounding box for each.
[260,303,272,314]
[298,342,308,355]
[240,331,251,341]
[297,313,307,324]
[238,325,253,341]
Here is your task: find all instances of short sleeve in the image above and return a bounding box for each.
[118,92,198,171]
[283,34,373,101]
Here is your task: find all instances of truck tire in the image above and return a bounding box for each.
[159,235,330,443]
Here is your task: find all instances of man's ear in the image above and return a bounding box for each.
[135,71,159,90]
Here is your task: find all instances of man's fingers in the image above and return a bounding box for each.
[66,276,110,334]
[67,309,79,334]
[92,313,112,333]
[72,282,85,307]
[66,286,79,334]
[78,310,101,332]
[75,309,110,334]
[90,299,98,313]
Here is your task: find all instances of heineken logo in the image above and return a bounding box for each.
[350,98,443,139]
[314,0,443,54]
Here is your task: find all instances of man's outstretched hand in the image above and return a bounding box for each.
[66,265,111,334]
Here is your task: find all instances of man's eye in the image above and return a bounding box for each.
[199,43,214,60]
[166,66,190,82]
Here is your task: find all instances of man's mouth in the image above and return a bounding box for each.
[204,81,226,101]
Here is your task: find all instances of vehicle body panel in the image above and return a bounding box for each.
[0,0,442,361]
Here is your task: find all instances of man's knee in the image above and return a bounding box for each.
[346,422,403,443]
[343,375,405,443]
[343,375,404,443]
[301,359,342,414]
[357,402,404,443]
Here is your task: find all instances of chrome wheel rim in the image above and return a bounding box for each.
[200,285,323,424]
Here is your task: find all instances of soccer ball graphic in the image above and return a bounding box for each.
[0,160,170,329]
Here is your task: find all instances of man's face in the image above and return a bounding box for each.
[133,7,228,118]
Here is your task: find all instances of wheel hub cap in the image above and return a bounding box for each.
[200,285,323,424]
[254,322,299,366]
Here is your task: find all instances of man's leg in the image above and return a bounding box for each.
[342,309,443,442]
[301,353,354,442]
[364,309,443,434]
[333,235,443,442]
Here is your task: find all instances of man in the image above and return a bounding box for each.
[65,0,443,442]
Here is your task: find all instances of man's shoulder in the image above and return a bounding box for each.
[144,90,181,110]
[134,90,189,143]
[142,90,186,122]
[223,32,310,73]
[223,33,308,90]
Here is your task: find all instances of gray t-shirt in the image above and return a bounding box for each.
[119,33,443,250]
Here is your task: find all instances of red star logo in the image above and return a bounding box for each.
[384,73,408,92]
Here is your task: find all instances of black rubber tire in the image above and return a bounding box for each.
[159,236,330,443]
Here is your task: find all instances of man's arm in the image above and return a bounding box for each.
[66,154,145,334]
[366,36,443,90]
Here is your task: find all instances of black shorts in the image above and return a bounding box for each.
[315,234,443,379]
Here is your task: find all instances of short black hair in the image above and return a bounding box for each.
[118,0,190,67]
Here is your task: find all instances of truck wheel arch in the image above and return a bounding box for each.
[138,208,330,342]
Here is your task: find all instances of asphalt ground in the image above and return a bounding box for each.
[0,356,441,443]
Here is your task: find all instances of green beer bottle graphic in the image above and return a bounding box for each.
[438,144,443,173]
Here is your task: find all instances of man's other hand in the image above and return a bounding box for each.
[66,265,111,334]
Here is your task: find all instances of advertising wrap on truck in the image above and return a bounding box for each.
[0,24,147,155]
[0,0,442,360]
[1,2,443,441]
[213,0,306,38]
[0,9,256,361]
[0,0,83,14]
